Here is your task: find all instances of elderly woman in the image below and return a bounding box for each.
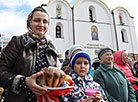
[0,6,61,102]
[113,50,138,101]
[94,48,136,102]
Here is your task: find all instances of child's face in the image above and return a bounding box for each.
[74,57,89,76]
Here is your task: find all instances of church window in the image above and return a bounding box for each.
[56,23,63,38]
[91,25,98,40]
[89,6,96,22]
[89,9,93,21]
[121,29,128,43]
[56,26,61,38]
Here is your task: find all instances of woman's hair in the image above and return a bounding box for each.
[27,6,49,28]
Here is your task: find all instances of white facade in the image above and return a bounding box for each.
[73,0,117,58]
[44,0,73,57]
[112,7,138,54]
[44,0,138,59]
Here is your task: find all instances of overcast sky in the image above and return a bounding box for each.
[0,0,137,41]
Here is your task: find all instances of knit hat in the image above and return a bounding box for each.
[98,47,114,59]
[68,44,84,59]
[70,51,91,70]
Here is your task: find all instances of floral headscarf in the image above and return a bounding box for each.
[27,6,49,33]
[26,6,50,56]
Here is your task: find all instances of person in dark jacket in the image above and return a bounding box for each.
[93,47,136,102]
[61,45,84,75]
[61,49,73,74]
[0,6,61,102]
[132,61,138,77]
[92,57,100,71]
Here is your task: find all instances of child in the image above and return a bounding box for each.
[62,51,108,102]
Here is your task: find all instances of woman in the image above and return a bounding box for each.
[94,48,136,102]
[113,50,138,101]
[0,6,60,102]
[62,51,108,102]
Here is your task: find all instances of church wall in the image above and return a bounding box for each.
[129,17,138,54]
[46,0,73,58]
[73,0,117,58]
[113,7,138,54]
[46,0,72,19]
[116,26,134,51]
[44,0,138,59]
[74,22,116,57]
[129,24,138,54]
[73,0,112,23]
[47,19,73,54]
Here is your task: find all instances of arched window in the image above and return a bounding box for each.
[56,23,63,38]
[121,29,128,43]
[89,6,96,22]
[56,5,62,18]
[56,26,61,38]
[91,25,98,40]
[89,9,93,21]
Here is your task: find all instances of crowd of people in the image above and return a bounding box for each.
[0,6,138,102]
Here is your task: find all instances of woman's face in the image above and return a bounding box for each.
[100,51,113,65]
[123,51,128,64]
[74,57,89,76]
[30,11,49,38]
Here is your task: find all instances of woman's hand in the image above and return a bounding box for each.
[26,71,48,95]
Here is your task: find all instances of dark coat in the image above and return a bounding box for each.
[0,33,59,102]
[61,59,72,74]
[93,64,136,102]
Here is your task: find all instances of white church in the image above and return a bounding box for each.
[42,0,138,60]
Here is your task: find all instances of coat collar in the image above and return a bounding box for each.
[100,63,120,72]
[22,32,58,57]
[23,32,36,49]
